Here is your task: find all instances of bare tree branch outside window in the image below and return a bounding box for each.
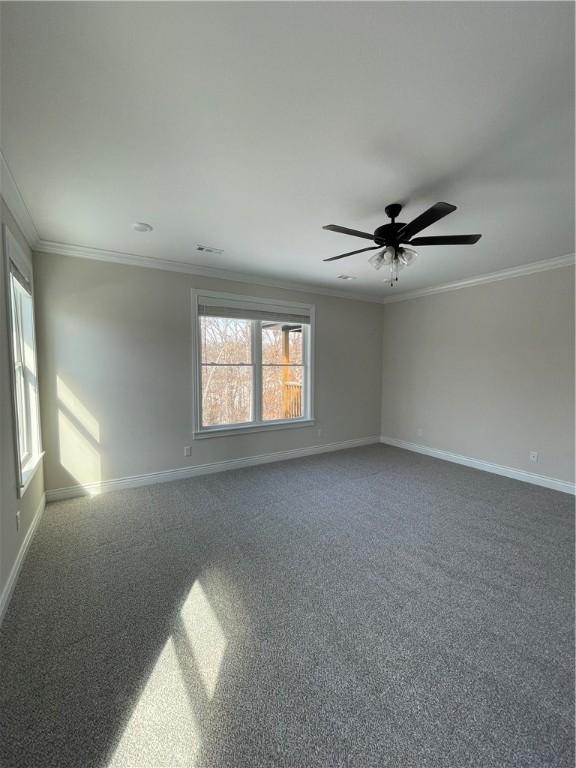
[200,317,306,427]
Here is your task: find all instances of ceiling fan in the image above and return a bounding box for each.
[323,202,481,286]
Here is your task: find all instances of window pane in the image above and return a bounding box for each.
[10,277,32,464]
[262,365,303,421]
[14,364,29,458]
[201,317,251,364]
[201,365,252,426]
[7,243,42,489]
[261,324,303,365]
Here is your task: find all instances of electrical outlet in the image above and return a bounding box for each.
[416,428,423,438]
[317,427,322,438]
[16,510,20,532]
[529,451,538,464]
[184,446,192,457]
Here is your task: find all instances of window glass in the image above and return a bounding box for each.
[201,317,252,364]
[8,265,41,488]
[200,317,253,427]
[261,324,303,364]
[12,290,30,460]
[262,364,303,421]
[196,298,311,432]
[201,364,252,426]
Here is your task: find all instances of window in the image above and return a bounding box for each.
[5,227,42,495]
[201,317,253,427]
[194,292,314,435]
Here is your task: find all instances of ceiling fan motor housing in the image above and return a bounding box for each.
[373,222,406,246]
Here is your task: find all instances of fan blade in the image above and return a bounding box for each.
[397,202,457,241]
[323,224,374,240]
[323,246,380,262]
[410,234,482,245]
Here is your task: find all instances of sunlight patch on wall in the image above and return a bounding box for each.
[108,638,202,768]
[57,410,101,492]
[180,581,227,699]
[57,376,100,440]
[56,376,101,492]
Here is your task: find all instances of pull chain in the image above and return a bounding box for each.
[390,255,399,286]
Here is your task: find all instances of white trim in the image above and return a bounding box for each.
[194,419,315,439]
[35,240,384,304]
[0,493,46,628]
[0,145,569,304]
[191,288,315,436]
[380,436,575,495]
[20,452,45,497]
[252,317,262,423]
[4,223,33,282]
[381,254,575,305]
[0,150,40,248]
[45,436,380,502]
[3,228,23,493]
[35,241,574,307]
[4,226,44,497]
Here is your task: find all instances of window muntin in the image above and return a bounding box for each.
[195,296,313,434]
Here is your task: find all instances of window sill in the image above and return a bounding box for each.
[19,451,45,498]
[194,419,315,439]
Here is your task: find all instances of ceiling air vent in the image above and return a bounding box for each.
[196,244,224,255]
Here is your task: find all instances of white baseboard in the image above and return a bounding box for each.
[380,436,575,495]
[0,493,46,627]
[45,436,381,502]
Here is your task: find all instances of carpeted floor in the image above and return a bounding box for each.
[0,444,574,767]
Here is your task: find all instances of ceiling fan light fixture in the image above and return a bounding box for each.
[368,250,385,270]
[322,201,481,284]
[398,247,417,267]
[382,245,396,266]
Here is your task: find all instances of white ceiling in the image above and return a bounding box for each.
[1,2,574,299]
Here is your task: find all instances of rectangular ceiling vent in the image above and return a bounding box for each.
[196,244,224,255]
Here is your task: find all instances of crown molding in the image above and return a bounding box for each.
[34,239,386,304]
[0,150,40,248]
[381,253,575,305]
[36,238,575,307]
[3,150,570,306]
[2,146,573,305]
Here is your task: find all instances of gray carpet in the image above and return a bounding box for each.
[0,444,574,767]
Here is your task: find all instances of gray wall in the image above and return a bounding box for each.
[0,198,45,605]
[381,266,575,484]
[23,247,576,502]
[33,252,383,493]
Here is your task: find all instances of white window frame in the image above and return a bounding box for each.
[4,225,43,497]
[192,290,315,438]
